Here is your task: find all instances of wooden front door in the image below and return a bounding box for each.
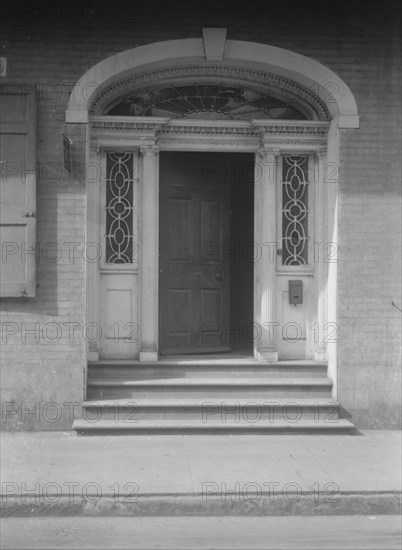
[159,152,230,354]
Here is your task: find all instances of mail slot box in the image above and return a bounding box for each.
[289,280,303,305]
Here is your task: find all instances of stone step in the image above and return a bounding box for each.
[87,377,333,399]
[73,417,355,435]
[88,360,328,379]
[79,398,341,422]
[77,359,349,435]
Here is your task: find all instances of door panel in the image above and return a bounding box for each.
[169,199,192,260]
[201,201,224,261]
[276,276,314,359]
[100,273,139,358]
[159,152,230,354]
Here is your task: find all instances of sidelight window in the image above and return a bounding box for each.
[105,152,135,264]
[280,155,310,267]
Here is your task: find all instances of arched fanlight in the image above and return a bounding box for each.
[105,82,308,120]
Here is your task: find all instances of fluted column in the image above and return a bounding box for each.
[314,149,327,361]
[139,144,159,361]
[254,147,279,362]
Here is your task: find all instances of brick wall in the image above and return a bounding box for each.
[1,0,400,429]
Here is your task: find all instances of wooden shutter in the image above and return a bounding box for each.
[0,88,36,297]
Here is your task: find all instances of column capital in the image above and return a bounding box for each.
[257,147,280,160]
[315,147,327,159]
[140,143,159,155]
[89,143,100,154]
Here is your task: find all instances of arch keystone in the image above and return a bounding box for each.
[202,27,227,61]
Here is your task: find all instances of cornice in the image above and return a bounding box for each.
[90,117,169,132]
[252,120,329,136]
[90,117,329,136]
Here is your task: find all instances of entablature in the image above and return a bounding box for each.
[89,116,329,152]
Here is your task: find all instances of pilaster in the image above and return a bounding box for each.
[139,144,160,361]
[254,146,280,362]
[314,148,328,361]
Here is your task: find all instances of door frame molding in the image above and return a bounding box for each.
[88,117,329,362]
[66,34,359,401]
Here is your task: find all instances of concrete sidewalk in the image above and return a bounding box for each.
[1,430,401,516]
[2,516,402,549]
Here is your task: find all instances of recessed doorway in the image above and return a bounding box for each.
[159,151,254,355]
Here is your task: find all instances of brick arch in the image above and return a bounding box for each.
[65,38,359,128]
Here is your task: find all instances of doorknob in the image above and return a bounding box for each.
[215,273,223,281]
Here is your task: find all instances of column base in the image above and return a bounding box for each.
[139,350,158,362]
[314,348,327,361]
[88,344,99,362]
[255,349,279,362]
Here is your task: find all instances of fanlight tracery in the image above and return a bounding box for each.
[106,83,308,120]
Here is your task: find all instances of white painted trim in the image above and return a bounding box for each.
[86,144,101,363]
[138,145,159,361]
[66,39,359,126]
[326,119,340,399]
[254,148,279,362]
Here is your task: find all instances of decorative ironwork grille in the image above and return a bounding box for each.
[281,155,309,266]
[105,152,134,263]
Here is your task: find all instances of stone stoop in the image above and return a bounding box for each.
[73,359,356,435]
